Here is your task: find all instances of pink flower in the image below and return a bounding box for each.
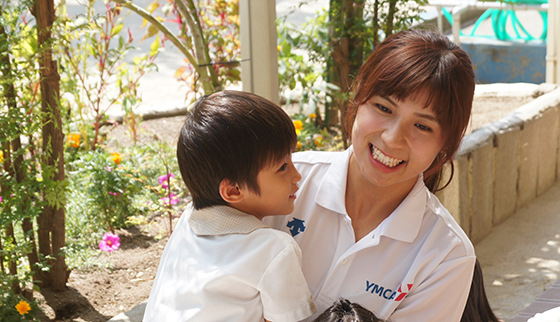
[0,196,2,202]
[158,173,175,188]
[99,232,120,252]
[127,28,133,43]
[160,193,179,206]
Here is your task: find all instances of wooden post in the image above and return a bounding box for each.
[546,0,559,83]
[239,0,280,104]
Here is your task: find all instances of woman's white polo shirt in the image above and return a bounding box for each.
[264,147,476,322]
[144,204,316,322]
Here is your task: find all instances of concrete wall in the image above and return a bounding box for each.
[437,86,560,245]
[461,38,547,84]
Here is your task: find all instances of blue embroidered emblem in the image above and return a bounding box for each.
[286,217,306,237]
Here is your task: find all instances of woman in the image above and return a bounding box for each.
[265,29,476,321]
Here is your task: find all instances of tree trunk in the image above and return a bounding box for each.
[0,21,44,285]
[385,0,398,38]
[5,222,22,294]
[373,0,380,47]
[349,0,365,74]
[0,143,10,277]
[328,0,365,146]
[33,0,67,292]
[0,234,4,273]
[328,0,344,127]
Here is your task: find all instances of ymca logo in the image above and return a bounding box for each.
[365,281,413,302]
[286,217,306,237]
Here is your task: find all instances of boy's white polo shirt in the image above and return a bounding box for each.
[144,205,316,322]
[264,147,476,322]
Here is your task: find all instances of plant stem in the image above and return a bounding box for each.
[112,0,216,94]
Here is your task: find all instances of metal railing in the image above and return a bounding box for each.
[428,0,549,43]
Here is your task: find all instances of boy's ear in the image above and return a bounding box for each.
[219,179,244,204]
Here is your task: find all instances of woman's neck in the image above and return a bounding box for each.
[345,154,417,242]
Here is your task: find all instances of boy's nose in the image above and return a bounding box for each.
[291,164,302,183]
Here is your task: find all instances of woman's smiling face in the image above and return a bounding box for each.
[350,92,444,191]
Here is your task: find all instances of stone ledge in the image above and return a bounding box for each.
[439,85,560,244]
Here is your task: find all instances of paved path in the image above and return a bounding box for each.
[476,181,560,321]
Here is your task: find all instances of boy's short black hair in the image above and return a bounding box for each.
[313,298,383,322]
[177,90,297,210]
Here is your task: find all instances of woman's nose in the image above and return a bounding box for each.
[381,121,406,147]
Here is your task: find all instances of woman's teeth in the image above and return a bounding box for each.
[371,146,404,168]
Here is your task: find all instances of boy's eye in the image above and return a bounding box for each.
[376,104,391,113]
[278,163,288,171]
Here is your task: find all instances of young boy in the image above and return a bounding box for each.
[143,90,317,322]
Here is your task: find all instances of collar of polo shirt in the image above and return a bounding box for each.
[188,205,269,236]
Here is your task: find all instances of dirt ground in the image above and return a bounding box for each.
[36,219,172,321]
[35,94,537,321]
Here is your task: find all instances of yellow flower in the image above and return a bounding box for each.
[293,120,303,135]
[313,134,324,147]
[277,45,281,52]
[111,152,122,165]
[309,113,317,119]
[0,150,3,164]
[15,300,31,315]
[297,141,302,150]
[66,133,81,148]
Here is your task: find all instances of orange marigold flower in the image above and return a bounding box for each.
[297,141,302,149]
[293,120,303,135]
[309,113,317,118]
[66,133,81,148]
[15,300,31,315]
[111,152,122,165]
[313,134,324,147]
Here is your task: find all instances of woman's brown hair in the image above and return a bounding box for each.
[346,29,476,192]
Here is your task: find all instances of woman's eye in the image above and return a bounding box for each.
[278,163,288,171]
[415,123,431,132]
[376,104,391,113]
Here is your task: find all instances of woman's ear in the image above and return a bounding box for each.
[219,179,244,204]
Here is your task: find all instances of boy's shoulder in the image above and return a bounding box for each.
[249,227,300,250]
[293,149,345,165]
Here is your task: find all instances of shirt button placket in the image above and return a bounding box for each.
[319,256,353,309]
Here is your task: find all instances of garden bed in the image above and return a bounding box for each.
[36,217,171,321]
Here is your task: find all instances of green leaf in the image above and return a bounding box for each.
[147,0,160,13]
[150,34,160,57]
[289,78,296,90]
[282,42,292,57]
[119,36,125,49]
[111,23,124,37]
[141,24,159,41]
